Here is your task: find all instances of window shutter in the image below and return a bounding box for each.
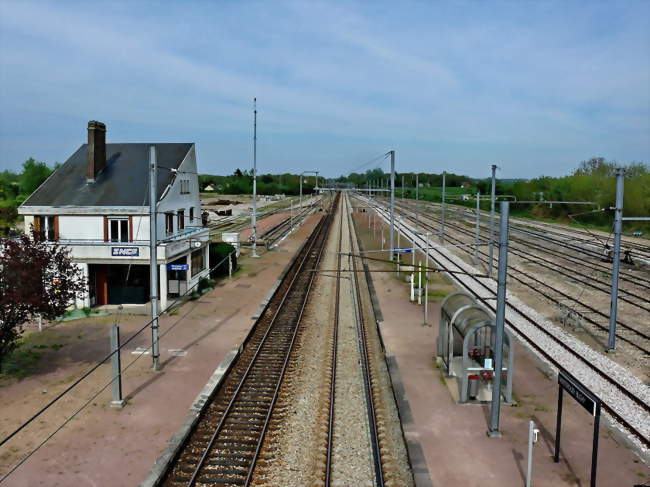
[128,216,133,242]
[103,216,108,242]
[33,216,41,234]
[53,216,60,241]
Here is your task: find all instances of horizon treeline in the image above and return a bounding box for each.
[199,157,649,233]
[1,157,648,235]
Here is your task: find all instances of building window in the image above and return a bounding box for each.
[180,179,190,195]
[165,213,174,234]
[189,207,194,222]
[108,218,129,242]
[191,248,204,277]
[34,216,56,241]
[178,210,185,230]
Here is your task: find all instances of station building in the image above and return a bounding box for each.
[18,121,210,310]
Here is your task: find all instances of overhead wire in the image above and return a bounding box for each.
[0,249,237,483]
[346,152,389,176]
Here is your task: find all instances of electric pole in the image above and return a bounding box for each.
[440,171,446,244]
[251,98,259,258]
[488,164,497,277]
[607,168,625,351]
[149,145,160,370]
[389,150,395,261]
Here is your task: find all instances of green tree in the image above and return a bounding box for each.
[19,158,52,196]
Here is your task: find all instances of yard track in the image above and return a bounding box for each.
[392,199,650,353]
[360,195,650,452]
[411,200,650,283]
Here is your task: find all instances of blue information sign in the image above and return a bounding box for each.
[392,248,413,253]
[167,264,189,271]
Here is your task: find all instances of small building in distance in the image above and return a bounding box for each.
[18,121,210,310]
[461,182,472,189]
[203,184,215,192]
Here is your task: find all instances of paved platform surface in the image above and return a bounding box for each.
[0,216,320,486]
[355,215,649,486]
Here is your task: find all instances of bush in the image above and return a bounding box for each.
[209,242,237,278]
[197,277,215,294]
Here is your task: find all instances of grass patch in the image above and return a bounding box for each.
[0,338,44,380]
[427,288,450,300]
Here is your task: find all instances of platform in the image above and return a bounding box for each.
[356,216,648,486]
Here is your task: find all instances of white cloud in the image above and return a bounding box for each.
[0,0,647,176]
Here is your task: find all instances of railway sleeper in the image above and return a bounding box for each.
[195,473,246,485]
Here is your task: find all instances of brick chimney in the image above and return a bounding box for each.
[87,120,107,182]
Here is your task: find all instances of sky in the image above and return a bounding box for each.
[0,1,648,180]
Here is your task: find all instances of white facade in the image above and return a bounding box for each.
[19,144,210,311]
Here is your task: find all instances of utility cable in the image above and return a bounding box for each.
[0,250,235,451]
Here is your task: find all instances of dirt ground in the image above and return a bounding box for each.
[0,214,321,486]
[352,210,650,487]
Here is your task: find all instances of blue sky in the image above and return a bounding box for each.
[0,1,648,179]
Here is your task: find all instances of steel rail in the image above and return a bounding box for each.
[394,198,650,286]
[324,191,344,485]
[400,196,650,257]
[397,205,650,351]
[346,194,385,485]
[364,197,650,449]
[184,195,336,486]
[243,197,337,485]
[260,202,317,247]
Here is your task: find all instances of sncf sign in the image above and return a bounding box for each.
[111,247,139,257]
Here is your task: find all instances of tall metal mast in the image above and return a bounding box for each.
[607,168,625,350]
[251,98,259,258]
[149,145,160,370]
[389,150,395,261]
[488,164,497,277]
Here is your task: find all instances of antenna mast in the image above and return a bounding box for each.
[251,98,259,257]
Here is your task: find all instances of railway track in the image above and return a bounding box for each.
[321,193,387,485]
[361,195,650,452]
[160,194,338,486]
[258,200,321,248]
[323,193,385,485]
[207,197,321,237]
[390,201,650,353]
[399,199,650,287]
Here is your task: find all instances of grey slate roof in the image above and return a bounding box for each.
[21,143,193,207]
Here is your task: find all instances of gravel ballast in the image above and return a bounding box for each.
[367,196,650,461]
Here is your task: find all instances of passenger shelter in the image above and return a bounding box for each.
[438,292,514,403]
